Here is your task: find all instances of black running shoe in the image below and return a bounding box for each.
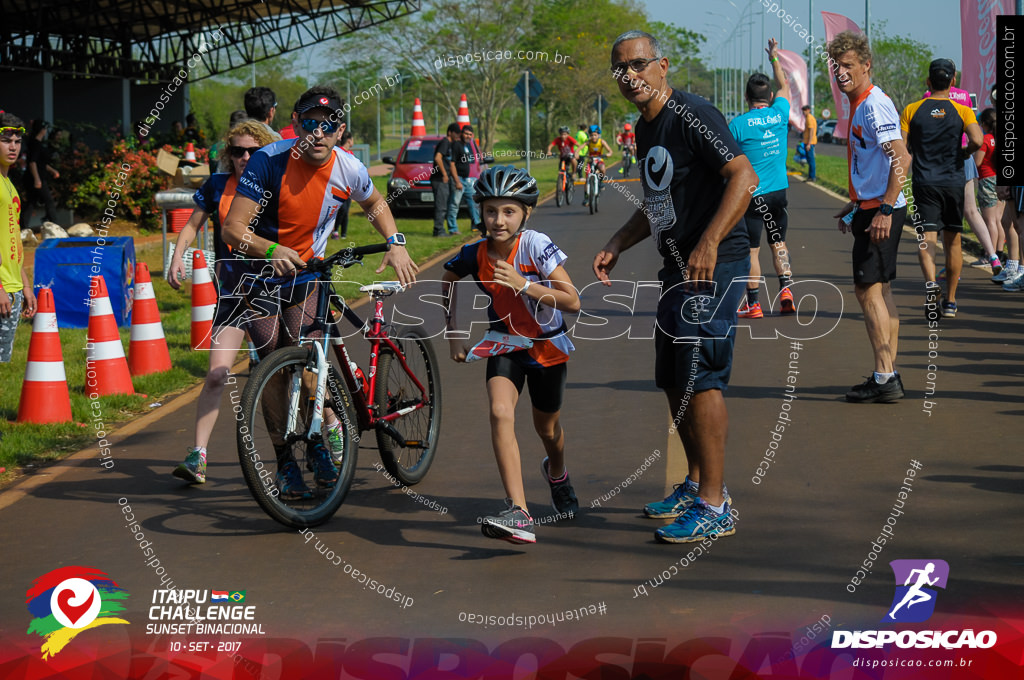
[481,499,536,544]
[846,375,904,403]
[541,457,579,515]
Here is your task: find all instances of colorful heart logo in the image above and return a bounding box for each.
[56,588,95,626]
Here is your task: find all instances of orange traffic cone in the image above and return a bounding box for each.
[190,250,216,350]
[410,98,427,136]
[128,262,172,376]
[184,142,197,162]
[17,288,72,424]
[86,276,135,397]
[457,94,471,129]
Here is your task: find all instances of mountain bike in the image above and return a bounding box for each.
[236,244,442,528]
[621,146,635,178]
[554,155,575,207]
[584,156,603,215]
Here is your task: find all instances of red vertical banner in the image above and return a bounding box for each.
[777,49,809,132]
[821,11,864,140]
[961,0,1014,110]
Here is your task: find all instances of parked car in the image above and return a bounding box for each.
[818,119,845,144]
[383,136,491,212]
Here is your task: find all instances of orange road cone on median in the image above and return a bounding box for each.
[190,250,216,350]
[129,262,172,376]
[411,98,427,136]
[457,94,471,129]
[17,288,73,424]
[86,276,135,397]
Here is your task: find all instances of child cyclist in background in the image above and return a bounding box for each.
[441,165,582,544]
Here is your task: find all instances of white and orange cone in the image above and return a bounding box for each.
[190,250,216,350]
[184,142,197,162]
[86,276,135,397]
[128,262,172,376]
[456,94,471,129]
[410,98,427,136]
[17,288,73,424]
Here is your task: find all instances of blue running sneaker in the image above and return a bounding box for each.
[655,498,736,543]
[643,482,699,519]
[276,461,313,500]
[306,441,339,487]
[643,478,730,519]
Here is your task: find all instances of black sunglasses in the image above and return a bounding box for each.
[228,145,261,158]
[610,57,659,77]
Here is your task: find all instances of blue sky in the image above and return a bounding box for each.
[641,0,965,68]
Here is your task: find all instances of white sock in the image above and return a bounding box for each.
[874,371,895,384]
[1009,260,1020,272]
[706,500,726,514]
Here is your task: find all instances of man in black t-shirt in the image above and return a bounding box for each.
[594,29,758,545]
[431,123,461,237]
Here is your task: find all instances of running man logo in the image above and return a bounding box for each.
[884,559,949,623]
[25,567,130,659]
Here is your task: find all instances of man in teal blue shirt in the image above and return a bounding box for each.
[728,38,797,318]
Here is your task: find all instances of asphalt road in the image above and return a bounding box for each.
[2,173,1022,678]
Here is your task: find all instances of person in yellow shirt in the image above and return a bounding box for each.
[802,105,817,181]
[0,112,37,363]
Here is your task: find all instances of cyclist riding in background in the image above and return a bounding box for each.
[546,126,579,181]
[616,123,636,154]
[616,122,636,175]
[582,125,613,180]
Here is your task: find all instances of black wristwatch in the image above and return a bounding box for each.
[386,233,406,246]
[879,203,894,216]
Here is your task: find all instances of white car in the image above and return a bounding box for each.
[818,119,844,144]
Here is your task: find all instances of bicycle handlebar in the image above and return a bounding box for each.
[305,242,391,274]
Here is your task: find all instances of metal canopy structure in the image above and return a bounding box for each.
[0,0,420,82]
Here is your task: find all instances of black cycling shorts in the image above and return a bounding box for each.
[743,189,789,247]
[912,184,964,233]
[852,205,906,285]
[486,352,567,414]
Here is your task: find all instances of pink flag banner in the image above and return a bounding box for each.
[777,49,809,132]
[821,11,864,139]
[961,0,1013,110]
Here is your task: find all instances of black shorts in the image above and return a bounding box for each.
[486,352,567,414]
[912,184,964,233]
[743,189,789,247]
[852,205,906,285]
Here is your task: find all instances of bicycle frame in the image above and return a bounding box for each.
[296,278,430,439]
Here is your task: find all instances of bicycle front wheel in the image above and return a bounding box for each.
[237,346,359,528]
[588,176,598,214]
[566,176,575,205]
[555,175,564,207]
[375,327,442,485]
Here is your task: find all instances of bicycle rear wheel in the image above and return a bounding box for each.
[237,346,359,528]
[375,326,442,485]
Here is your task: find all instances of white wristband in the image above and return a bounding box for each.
[519,279,532,295]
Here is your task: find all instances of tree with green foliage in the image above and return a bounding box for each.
[867,21,933,114]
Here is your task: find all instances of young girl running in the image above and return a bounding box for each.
[441,166,581,544]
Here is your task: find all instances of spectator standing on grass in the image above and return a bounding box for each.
[975,109,1007,275]
[595,30,757,543]
[802,104,817,182]
[165,120,278,484]
[431,123,461,237]
[828,31,910,403]
[20,120,60,233]
[332,129,355,240]
[729,38,798,320]
[453,125,481,228]
[900,58,983,320]
[0,113,36,363]
[244,86,283,142]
